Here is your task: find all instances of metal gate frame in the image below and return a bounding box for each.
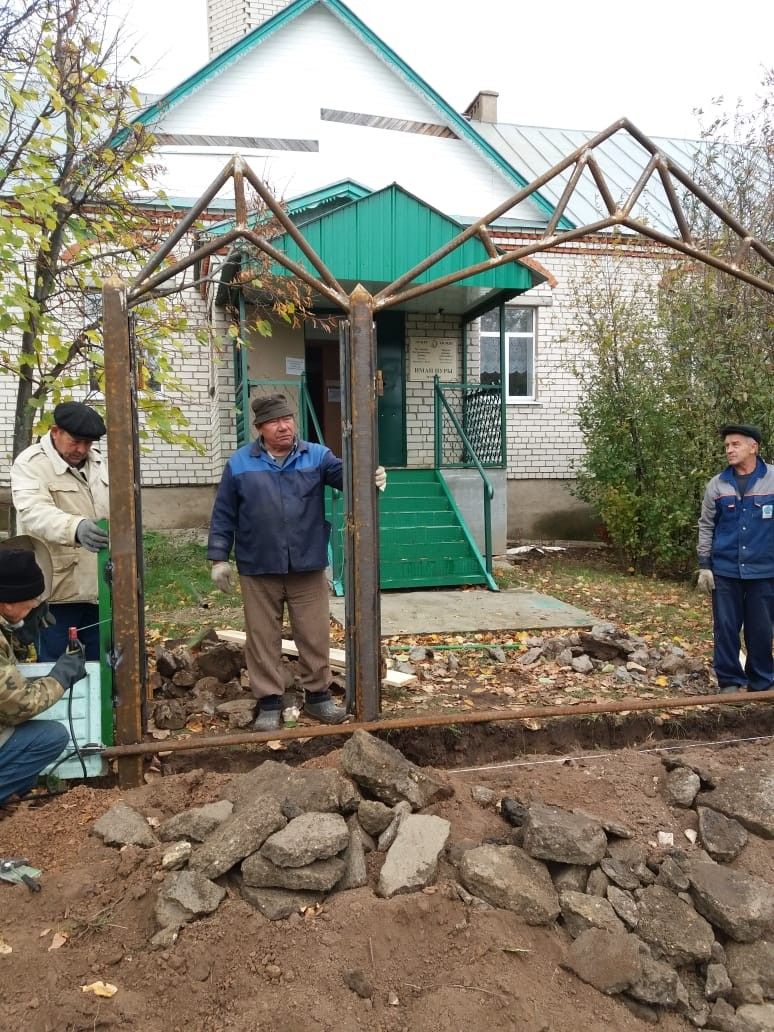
[102,120,774,785]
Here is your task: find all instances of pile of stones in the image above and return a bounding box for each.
[91,731,772,1030]
[457,759,773,1031]
[92,731,454,946]
[515,622,707,687]
[148,620,711,733]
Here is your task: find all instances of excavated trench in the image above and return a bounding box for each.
[160,703,774,778]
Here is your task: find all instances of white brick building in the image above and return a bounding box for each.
[1,0,698,544]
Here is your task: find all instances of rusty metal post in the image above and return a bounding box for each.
[102,277,145,788]
[340,285,381,721]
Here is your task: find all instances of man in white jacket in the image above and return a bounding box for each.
[11,402,109,660]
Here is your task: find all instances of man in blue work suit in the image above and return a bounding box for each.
[697,423,774,694]
[208,393,386,731]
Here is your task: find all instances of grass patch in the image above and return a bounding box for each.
[142,531,244,638]
[143,531,213,606]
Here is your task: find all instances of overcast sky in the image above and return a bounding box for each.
[115,0,772,139]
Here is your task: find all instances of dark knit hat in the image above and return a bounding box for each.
[720,423,762,445]
[251,393,295,425]
[0,536,53,601]
[0,549,45,603]
[53,401,106,439]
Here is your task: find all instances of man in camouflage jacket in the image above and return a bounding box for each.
[0,546,86,805]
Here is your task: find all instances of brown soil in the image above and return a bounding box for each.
[1,736,771,1032]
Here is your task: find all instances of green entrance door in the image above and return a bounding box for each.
[376,312,406,467]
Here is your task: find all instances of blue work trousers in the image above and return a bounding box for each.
[0,721,69,804]
[38,602,100,662]
[712,575,774,691]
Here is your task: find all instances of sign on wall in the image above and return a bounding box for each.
[408,338,459,381]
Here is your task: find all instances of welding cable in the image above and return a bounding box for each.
[65,677,88,781]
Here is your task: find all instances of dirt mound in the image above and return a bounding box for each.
[0,738,770,1032]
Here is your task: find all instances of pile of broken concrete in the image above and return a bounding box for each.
[91,733,773,1031]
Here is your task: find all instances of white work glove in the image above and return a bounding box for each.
[211,561,234,593]
[697,569,715,594]
[75,519,109,552]
[374,466,387,492]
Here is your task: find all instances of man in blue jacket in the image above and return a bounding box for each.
[208,393,386,730]
[697,423,774,694]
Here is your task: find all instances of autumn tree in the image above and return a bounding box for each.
[572,75,773,575]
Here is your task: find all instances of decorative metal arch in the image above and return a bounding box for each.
[104,120,774,785]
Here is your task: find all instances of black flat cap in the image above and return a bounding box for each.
[720,423,762,445]
[53,401,106,439]
[251,393,295,424]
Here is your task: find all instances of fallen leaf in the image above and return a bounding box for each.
[39,928,51,938]
[149,729,171,741]
[501,945,531,955]
[48,932,68,951]
[82,981,118,998]
[267,740,286,751]
[0,938,12,955]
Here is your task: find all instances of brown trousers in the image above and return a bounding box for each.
[240,570,331,701]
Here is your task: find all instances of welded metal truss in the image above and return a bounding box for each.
[128,117,774,307]
[105,119,773,784]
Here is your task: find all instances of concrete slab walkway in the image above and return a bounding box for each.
[330,588,594,637]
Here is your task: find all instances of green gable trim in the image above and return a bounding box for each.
[256,183,537,291]
[203,179,371,238]
[114,0,571,230]
[112,0,318,147]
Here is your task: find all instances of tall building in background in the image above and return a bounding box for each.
[208,0,288,56]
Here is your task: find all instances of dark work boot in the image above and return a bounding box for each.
[252,698,282,731]
[303,690,348,724]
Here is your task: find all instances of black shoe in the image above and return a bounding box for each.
[303,696,348,724]
[252,703,282,731]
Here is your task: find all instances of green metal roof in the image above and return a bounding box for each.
[113,0,571,230]
[240,184,539,302]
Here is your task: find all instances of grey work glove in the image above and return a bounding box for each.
[14,601,56,647]
[76,519,109,553]
[374,466,387,492]
[697,569,715,594]
[49,649,87,692]
[211,561,234,593]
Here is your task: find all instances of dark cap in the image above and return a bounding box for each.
[53,401,106,440]
[720,423,762,445]
[0,548,45,603]
[251,393,295,425]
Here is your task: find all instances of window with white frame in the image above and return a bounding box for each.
[479,305,536,401]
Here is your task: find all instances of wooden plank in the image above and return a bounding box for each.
[215,628,417,688]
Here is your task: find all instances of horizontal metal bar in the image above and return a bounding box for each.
[101,688,774,758]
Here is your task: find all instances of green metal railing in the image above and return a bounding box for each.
[432,380,505,468]
[434,377,495,577]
